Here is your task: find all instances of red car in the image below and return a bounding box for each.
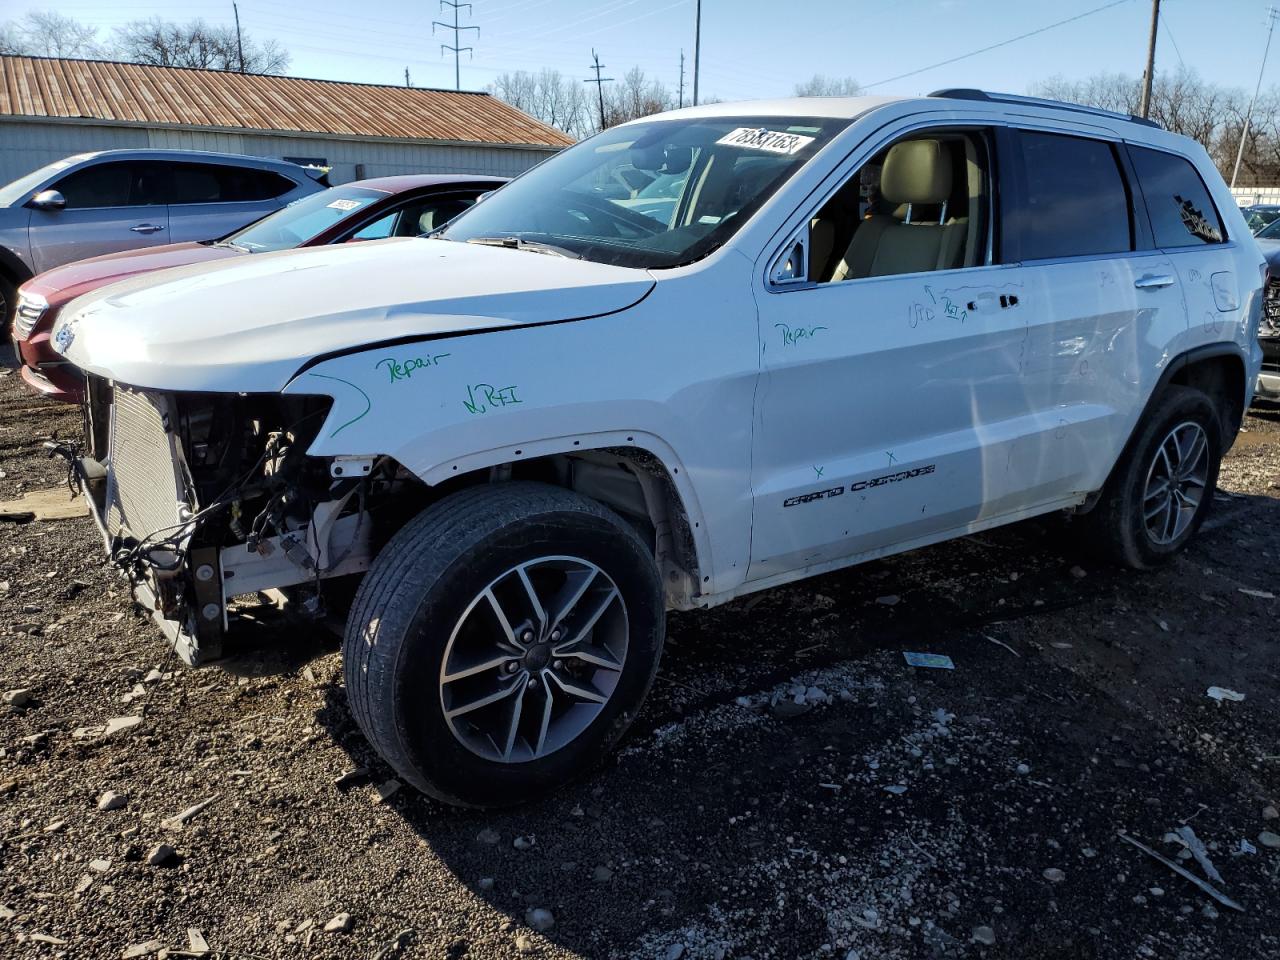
[10,174,505,401]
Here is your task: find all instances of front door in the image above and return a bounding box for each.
[30,160,170,272]
[748,126,1042,581]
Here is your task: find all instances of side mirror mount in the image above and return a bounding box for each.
[770,237,806,286]
[29,189,65,211]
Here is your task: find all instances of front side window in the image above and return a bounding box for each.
[52,161,162,209]
[0,155,85,207]
[440,115,850,269]
[1012,131,1131,261]
[1129,146,1225,247]
[225,186,387,252]
[803,130,991,283]
[352,194,478,240]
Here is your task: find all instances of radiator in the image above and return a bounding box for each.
[104,386,188,544]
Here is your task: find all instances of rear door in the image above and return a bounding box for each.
[1001,127,1187,500]
[1127,145,1240,357]
[29,160,170,272]
[165,162,300,243]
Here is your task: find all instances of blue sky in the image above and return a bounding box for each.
[29,0,1280,99]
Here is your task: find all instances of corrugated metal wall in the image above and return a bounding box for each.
[0,120,556,186]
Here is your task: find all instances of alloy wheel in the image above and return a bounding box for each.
[1142,420,1209,545]
[439,556,628,763]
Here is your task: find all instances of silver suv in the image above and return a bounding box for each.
[0,149,326,330]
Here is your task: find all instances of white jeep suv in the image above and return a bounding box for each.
[53,90,1264,807]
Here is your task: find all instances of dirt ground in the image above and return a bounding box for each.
[0,358,1277,960]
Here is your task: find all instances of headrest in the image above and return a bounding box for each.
[880,139,951,206]
[418,210,436,233]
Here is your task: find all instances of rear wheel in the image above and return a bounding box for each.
[343,482,664,807]
[1088,385,1222,568]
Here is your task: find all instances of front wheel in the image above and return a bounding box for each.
[1088,385,1222,569]
[343,482,664,807]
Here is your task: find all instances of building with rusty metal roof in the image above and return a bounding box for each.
[0,55,574,185]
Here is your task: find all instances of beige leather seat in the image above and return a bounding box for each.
[831,139,966,281]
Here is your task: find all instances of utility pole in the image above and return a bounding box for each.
[232,1,245,73]
[584,50,613,131]
[1138,0,1160,118]
[433,1,479,91]
[1233,6,1280,188]
[692,0,702,106]
[678,49,685,108]
[405,67,412,88]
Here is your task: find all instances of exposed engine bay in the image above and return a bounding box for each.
[68,377,420,663]
[58,376,700,665]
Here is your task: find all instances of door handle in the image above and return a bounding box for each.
[130,223,164,234]
[1134,274,1175,290]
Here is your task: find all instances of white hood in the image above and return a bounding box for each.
[55,237,654,393]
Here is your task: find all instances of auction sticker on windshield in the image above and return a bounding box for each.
[716,127,816,155]
[327,198,364,211]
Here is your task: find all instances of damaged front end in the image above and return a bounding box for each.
[68,377,389,664]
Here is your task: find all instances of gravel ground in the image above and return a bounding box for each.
[1,360,1278,960]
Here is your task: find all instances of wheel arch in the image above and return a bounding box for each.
[1163,344,1248,447]
[1074,343,1247,517]
[401,433,710,609]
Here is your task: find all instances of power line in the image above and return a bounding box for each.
[585,49,614,131]
[862,0,1132,91]
[433,0,480,91]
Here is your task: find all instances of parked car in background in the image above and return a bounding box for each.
[1241,203,1280,234]
[51,91,1262,807]
[1255,224,1280,400]
[11,175,503,400]
[0,149,329,333]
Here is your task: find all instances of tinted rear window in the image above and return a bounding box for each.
[169,163,296,204]
[1013,131,1131,261]
[1129,146,1225,247]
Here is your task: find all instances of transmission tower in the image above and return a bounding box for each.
[433,1,479,91]
[584,50,614,131]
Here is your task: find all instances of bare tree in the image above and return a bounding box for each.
[114,17,289,74]
[794,74,861,97]
[0,10,104,58]
[602,66,674,130]
[1029,67,1280,187]
[489,69,590,140]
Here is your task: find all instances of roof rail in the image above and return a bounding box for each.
[928,88,1162,129]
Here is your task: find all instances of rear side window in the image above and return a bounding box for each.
[1012,131,1131,261]
[53,162,163,208]
[168,163,296,204]
[1129,146,1225,247]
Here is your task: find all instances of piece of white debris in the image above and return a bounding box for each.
[1237,587,1275,600]
[1206,687,1245,703]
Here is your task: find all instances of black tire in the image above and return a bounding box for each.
[1087,385,1222,569]
[0,274,14,344]
[343,482,664,807]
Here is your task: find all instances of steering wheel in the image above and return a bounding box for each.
[557,189,666,237]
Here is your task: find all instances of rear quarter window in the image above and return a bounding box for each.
[1129,146,1226,247]
[1010,131,1132,261]
[169,163,297,205]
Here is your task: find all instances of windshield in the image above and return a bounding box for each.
[0,155,88,207]
[440,115,850,268]
[226,186,387,252]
